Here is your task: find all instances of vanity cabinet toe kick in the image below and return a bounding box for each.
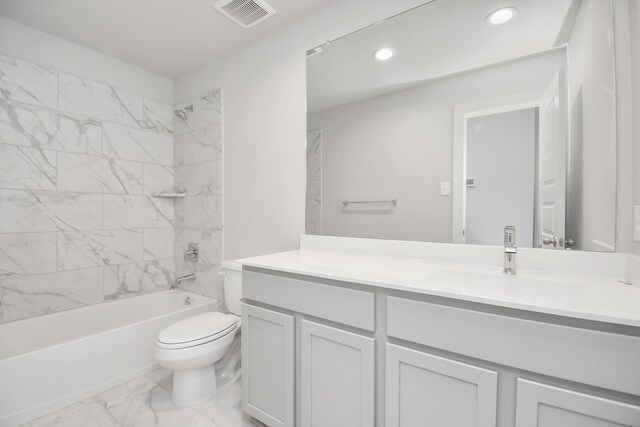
[240,268,640,427]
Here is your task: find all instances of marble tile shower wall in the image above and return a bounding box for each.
[0,54,175,323]
[173,90,224,304]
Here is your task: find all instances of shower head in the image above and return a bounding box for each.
[174,105,194,121]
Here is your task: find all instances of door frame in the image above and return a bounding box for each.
[452,92,543,244]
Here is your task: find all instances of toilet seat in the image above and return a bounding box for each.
[156,312,237,350]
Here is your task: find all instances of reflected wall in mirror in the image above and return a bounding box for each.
[305,0,617,251]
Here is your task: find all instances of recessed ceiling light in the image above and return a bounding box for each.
[487,7,518,25]
[373,48,394,61]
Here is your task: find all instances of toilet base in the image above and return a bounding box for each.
[172,365,217,407]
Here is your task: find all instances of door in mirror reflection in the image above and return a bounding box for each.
[464,72,569,250]
[465,108,538,248]
[538,72,567,250]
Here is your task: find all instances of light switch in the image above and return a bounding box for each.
[440,182,450,196]
[634,206,640,242]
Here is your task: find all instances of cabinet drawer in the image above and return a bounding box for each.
[387,296,640,396]
[515,379,640,426]
[244,270,375,331]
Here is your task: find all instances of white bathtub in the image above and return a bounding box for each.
[0,290,218,427]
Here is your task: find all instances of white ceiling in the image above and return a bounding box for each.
[0,0,336,77]
[307,0,577,112]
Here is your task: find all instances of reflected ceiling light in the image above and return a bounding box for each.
[487,7,518,25]
[373,48,394,61]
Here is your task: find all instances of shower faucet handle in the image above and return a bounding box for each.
[184,243,199,262]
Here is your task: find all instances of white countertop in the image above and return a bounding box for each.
[239,249,640,328]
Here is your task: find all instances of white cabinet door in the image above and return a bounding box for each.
[516,379,640,427]
[385,343,498,427]
[241,304,294,427]
[300,319,375,427]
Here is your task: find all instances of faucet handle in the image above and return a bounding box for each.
[184,242,200,262]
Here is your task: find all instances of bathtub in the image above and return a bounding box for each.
[0,290,218,427]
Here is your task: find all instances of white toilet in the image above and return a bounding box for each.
[154,261,243,407]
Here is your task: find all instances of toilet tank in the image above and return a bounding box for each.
[221,260,242,316]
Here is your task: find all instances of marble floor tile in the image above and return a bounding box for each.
[28,397,120,427]
[27,370,259,427]
[100,379,214,427]
[195,383,256,427]
[96,376,158,412]
[146,367,174,392]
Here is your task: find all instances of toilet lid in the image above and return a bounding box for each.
[157,312,237,345]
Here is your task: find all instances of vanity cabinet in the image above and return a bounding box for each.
[300,320,375,427]
[385,343,498,427]
[515,379,640,427]
[241,303,295,427]
[241,268,640,427]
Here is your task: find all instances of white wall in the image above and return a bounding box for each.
[307,51,564,243]
[467,109,537,247]
[174,0,431,260]
[0,17,173,103]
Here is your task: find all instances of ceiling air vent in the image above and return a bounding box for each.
[215,0,276,28]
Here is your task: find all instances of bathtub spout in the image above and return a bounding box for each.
[171,273,197,290]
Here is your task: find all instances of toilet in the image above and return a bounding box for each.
[154,261,243,407]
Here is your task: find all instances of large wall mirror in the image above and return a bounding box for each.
[305,0,617,252]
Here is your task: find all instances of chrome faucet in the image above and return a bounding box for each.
[503,226,517,275]
[170,273,196,290]
[184,243,199,262]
